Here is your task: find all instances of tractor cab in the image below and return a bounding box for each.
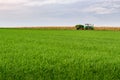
[84,24,94,30]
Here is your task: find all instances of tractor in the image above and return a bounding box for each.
[75,24,94,30]
[84,24,94,30]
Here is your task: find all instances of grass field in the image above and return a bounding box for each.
[0,29,120,80]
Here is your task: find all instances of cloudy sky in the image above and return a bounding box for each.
[0,0,120,27]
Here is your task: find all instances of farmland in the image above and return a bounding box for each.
[7,26,120,31]
[0,29,120,80]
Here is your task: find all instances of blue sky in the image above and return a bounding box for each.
[0,0,120,27]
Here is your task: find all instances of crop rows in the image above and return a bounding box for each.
[0,29,120,80]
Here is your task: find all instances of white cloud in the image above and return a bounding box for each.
[83,0,120,14]
[0,0,120,26]
[83,7,117,14]
[25,0,80,6]
[0,0,81,10]
[0,0,28,4]
[0,0,29,10]
[0,0,120,13]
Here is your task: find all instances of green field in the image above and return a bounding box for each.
[0,29,120,80]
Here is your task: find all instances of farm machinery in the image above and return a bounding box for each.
[75,24,94,30]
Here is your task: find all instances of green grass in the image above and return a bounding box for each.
[0,29,120,80]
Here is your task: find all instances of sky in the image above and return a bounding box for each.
[0,0,120,27]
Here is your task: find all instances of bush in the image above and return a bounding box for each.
[75,24,84,30]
